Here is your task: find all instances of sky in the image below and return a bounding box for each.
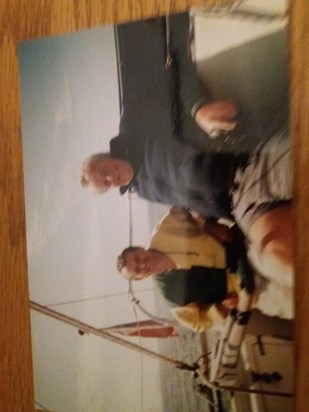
[19,25,165,412]
[18,2,288,411]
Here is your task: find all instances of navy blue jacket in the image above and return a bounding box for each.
[111,13,236,219]
[111,12,288,218]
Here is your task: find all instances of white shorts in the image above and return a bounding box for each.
[231,129,292,234]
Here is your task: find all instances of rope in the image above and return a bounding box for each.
[128,280,177,326]
[44,289,153,308]
[30,300,195,371]
[130,302,144,412]
[165,16,173,68]
[194,361,293,398]
[127,190,134,246]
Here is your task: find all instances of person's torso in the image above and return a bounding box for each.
[151,215,226,269]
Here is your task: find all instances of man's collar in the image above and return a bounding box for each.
[119,185,129,195]
[119,180,136,195]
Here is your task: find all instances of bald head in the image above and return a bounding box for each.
[117,246,176,280]
[81,153,134,193]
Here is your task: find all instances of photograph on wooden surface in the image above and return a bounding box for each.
[18,1,294,411]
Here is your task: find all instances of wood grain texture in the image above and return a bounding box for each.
[290,1,309,411]
[0,0,307,411]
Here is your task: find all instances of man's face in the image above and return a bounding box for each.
[121,248,156,280]
[85,157,133,192]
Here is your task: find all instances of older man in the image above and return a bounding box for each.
[116,207,255,332]
[81,140,238,220]
[82,130,293,284]
[81,13,293,282]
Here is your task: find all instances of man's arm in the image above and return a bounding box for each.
[168,13,239,139]
[193,100,239,138]
[203,219,233,243]
[187,208,233,243]
[168,206,233,242]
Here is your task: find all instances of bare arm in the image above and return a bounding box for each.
[203,220,233,243]
[194,100,239,138]
[169,206,232,243]
[189,209,233,243]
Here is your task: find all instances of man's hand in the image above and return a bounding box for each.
[221,292,239,310]
[194,100,239,138]
[204,220,232,243]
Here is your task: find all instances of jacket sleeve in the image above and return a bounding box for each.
[170,302,226,333]
[168,13,211,118]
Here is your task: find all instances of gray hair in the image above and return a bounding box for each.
[80,152,110,192]
[116,246,141,273]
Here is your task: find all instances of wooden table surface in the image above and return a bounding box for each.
[0,1,308,411]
